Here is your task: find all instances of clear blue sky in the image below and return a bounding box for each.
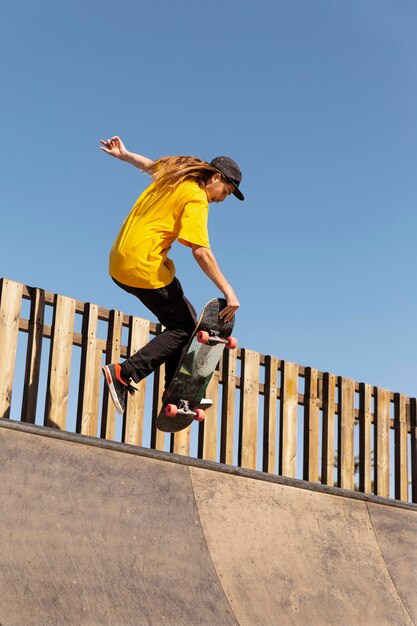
[1,0,417,396]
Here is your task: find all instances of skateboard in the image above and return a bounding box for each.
[156,298,237,433]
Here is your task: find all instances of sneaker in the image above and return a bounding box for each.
[102,363,136,414]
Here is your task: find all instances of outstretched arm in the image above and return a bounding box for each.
[99,136,154,174]
[191,245,240,322]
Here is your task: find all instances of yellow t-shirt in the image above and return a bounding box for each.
[109,179,210,289]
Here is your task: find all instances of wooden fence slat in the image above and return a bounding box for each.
[76,303,100,436]
[394,393,408,502]
[91,345,103,437]
[239,349,260,470]
[359,383,373,494]
[44,295,76,430]
[303,367,319,482]
[321,373,336,486]
[21,287,45,423]
[196,370,219,462]
[100,310,123,441]
[220,348,237,465]
[410,398,417,504]
[375,387,391,498]
[263,355,278,473]
[150,324,166,451]
[279,361,298,478]
[172,424,191,457]
[338,377,355,490]
[151,362,166,451]
[0,279,23,419]
[123,316,150,446]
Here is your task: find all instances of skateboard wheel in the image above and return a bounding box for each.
[194,409,205,422]
[197,330,210,344]
[226,336,238,350]
[165,404,178,417]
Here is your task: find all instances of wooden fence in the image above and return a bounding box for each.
[1,277,416,503]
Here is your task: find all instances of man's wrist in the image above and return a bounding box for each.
[119,149,130,162]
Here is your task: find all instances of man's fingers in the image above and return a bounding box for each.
[219,305,239,322]
[99,138,120,148]
[99,139,112,150]
[99,138,121,156]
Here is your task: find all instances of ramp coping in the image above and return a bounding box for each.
[1,417,416,513]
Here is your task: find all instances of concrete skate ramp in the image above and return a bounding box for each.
[0,420,416,626]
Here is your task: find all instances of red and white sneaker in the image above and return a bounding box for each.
[102,363,136,414]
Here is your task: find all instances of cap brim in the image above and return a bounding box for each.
[233,187,244,201]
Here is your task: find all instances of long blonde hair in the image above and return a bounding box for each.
[148,156,220,195]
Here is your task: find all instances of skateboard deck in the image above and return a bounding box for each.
[156,298,236,433]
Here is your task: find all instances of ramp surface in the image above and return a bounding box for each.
[0,420,416,626]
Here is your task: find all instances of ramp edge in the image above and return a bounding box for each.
[2,418,416,513]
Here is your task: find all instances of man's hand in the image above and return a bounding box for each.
[219,286,240,322]
[99,135,127,160]
[99,136,154,173]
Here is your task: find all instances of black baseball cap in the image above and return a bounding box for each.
[210,156,244,201]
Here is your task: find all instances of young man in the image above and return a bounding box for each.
[100,136,244,413]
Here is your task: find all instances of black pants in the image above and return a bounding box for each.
[113,277,197,389]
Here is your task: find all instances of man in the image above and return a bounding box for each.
[100,136,244,413]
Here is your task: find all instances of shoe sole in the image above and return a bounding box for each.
[102,365,124,414]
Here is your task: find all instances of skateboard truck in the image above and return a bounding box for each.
[164,399,206,422]
[197,330,238,349]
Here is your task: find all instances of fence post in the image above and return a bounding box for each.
[77,303,100,437]
[394,393,408,502]
[263,355,278,473]
[321,372,336,486]
[359,383,373,494]
[150,324,166,452]
[0,279,23,419]
[374,387,391,498]
[100,309,123,441]
[44,294,76,430]
[123,315,150,446]
[21,287,45,423]
[410,398,417,504]
[338,377,355,490]
[172,425,191,457]
[279,360,298,478]
[220,347,237,465]
[196,370,219,461]
[239,349,260,470]
[304,367,319,482]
